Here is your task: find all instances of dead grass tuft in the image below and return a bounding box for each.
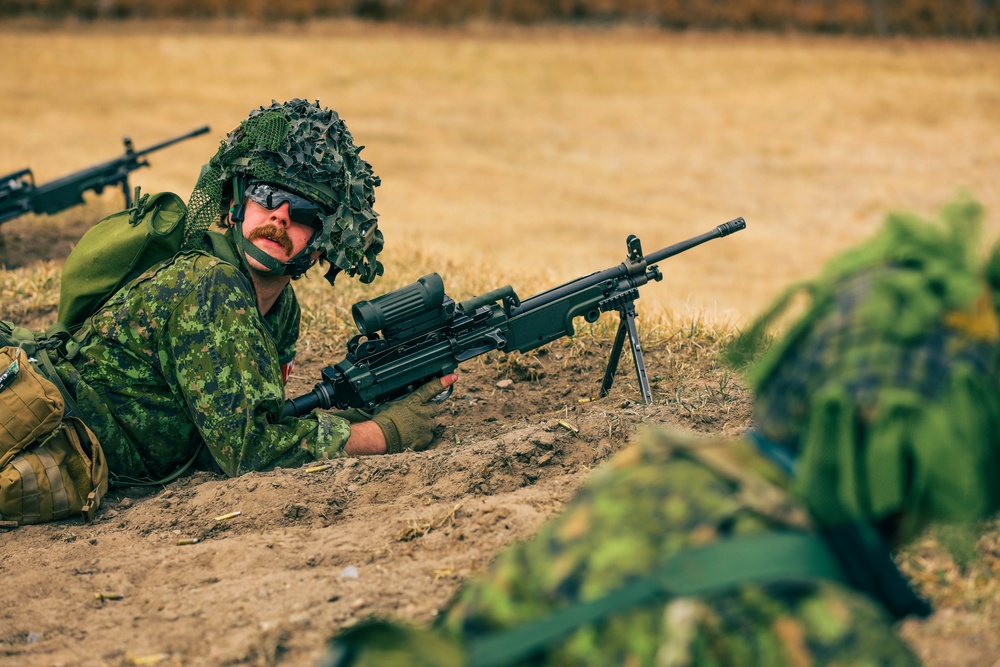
[0,260,61,325]
[395,503,462,542]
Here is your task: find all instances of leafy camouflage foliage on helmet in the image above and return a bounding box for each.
[185,99,383,283]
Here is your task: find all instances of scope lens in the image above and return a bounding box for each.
[352,300,383,336]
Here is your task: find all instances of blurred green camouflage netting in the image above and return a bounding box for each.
[726,195,1000,534]
[184,98,384,283]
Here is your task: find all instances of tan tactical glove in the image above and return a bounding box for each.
[332,408,374,424]
[371,379,448,453]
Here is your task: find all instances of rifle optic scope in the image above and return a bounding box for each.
[352,273,448,338]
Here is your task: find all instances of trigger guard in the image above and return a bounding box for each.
[432,384,455,404]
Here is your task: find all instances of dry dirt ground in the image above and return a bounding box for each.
[1,216,997,667]
[4,343,741,667]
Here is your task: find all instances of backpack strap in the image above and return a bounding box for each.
[465,532,846,667]
[109,445,204,488]
[34,347,79,419]
[206,230,241,267]
[0,322,81,420]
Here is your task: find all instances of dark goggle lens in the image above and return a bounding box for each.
[245,183,324,228]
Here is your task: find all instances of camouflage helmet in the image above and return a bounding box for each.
[184,98,384,284]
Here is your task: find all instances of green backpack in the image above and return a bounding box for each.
[58,189,239,331]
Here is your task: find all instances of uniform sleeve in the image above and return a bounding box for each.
[160,263,351,476]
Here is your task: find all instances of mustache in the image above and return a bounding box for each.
[246,224,294,256]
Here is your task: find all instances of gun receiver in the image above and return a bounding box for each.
[0,125,209,227]
[0,169,35,225]
[283,217,746,418]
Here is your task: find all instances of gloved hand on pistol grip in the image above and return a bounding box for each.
[371,379,449,453]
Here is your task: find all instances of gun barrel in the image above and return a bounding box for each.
[512,217,746,317]
[644,217,746,265]
[133,125,210,158]
[23,125,212,218]
[283,390,325,418]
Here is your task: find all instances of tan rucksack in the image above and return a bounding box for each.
[0,339,108,526]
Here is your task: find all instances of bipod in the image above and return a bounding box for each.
[599,299,652,403]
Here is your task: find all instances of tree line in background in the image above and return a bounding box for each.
[4,0,999,36]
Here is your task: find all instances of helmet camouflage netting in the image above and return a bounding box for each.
[184,98,384,283]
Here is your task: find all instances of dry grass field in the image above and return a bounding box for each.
[1,19,1000,667]
[2,20,999,319]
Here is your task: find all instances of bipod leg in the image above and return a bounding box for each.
[622,303,653,403]
[600,303,653,403]
[599,314,629,399]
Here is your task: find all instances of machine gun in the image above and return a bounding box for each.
[0,125,209,226]
[283,217,746,418]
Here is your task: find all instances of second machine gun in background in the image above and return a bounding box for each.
[283,217,747,418]
[0,125,209,227]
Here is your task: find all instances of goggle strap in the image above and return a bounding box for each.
[230,174,248,223]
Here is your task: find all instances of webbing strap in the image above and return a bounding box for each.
[109,443,203,488]
[206,231,241,267]
[233,220,286,273]
[32,347,81,420]
[33,447,71,520]
[10,456,40,522]
[466,532,846,667]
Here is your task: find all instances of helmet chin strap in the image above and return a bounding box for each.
[232,220,319,278]
[232,220,286,273]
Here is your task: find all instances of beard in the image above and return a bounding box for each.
[246,223,294,257]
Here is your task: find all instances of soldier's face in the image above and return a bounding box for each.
[241,199,319,269]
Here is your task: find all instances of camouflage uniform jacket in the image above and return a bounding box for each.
[331,429,923,667]
[54,248,351,483]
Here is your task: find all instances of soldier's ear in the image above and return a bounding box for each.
[219,198,236,227]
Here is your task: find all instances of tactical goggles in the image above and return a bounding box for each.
[244,182,325,228]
